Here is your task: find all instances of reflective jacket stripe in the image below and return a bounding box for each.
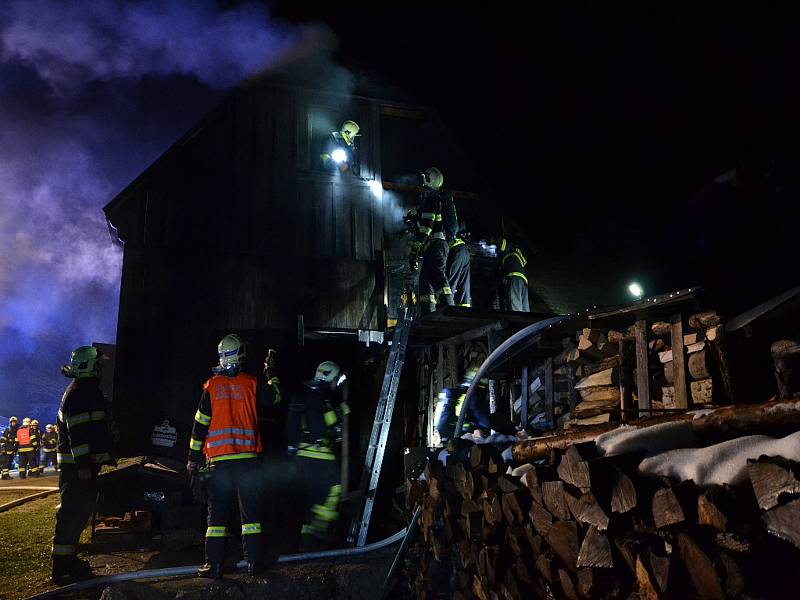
[506,271,529,285]
[194,410,211,426]
[206,437,255,448]
[241,523,262,535]
[208,452,257,463]
[206,526,226,538]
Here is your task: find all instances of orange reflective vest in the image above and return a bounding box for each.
[203,373,261,460]
[16,427,31,447]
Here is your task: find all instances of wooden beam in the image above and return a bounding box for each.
[670,313,690,409]
[618,339,634,422]
[544,357,555,430]
[521,366,529,430]
[634,319,651,417]
[438,320,506,347]
[567,364,578,414]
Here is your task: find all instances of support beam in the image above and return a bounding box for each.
[670,313,690,409]
[438,320,506,347]
[567,364,578,414]
[634,319,651,417]
[544,357,555,430]
[619,339,634,422]
[521,366,529,431]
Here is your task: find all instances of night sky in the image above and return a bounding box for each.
[1,2,798,421]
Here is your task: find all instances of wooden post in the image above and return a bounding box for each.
[521,366,529,431]
[618,339,634,422]
[544,357,555,430]
[670,313,690,409]
[341,379,350,496]
[567,364,578,414]
[634,319,651,417]
[447,344,459,388]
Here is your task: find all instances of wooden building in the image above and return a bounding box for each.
[103,72,498,459]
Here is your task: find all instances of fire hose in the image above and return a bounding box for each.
[25,527,409,600]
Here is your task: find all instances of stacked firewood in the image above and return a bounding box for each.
[405,412,800,599]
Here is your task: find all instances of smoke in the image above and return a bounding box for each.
[0,0,334,422]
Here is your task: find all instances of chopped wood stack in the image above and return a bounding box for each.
[405,439,800,599]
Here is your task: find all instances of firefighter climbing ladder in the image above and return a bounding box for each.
[348,310,413,547]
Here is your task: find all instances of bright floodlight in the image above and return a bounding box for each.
[331,148,347,163]
[628,282,644,298]
[368,179,383,198]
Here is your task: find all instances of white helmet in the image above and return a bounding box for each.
[31,419,39,427]
[217,334,247,372]
[22,417,31,427]
[46,424,54,432]
[422,167,443,191]
[314,361,341,384]
[340,120,360,146]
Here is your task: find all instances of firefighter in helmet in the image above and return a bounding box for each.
[409,167,459,314]
[16,417,36,478]
[52,345,115,584]
[42,423,59,471]
[321,120,361,177]
[187,334,265,579]
[30,419,42,476]
[491,236,531,312]
[1,416,18,479]
[446,220,472,308]
[286,361,348,550]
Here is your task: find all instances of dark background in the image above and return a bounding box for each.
[269,2,800,311]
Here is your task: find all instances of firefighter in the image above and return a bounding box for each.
[320,120,361,177]
[1,416,17,479]
[446,222,472,307]
[52,345,115,584]
[409,167,459,314]
[434,368,491,443]
[42,423,59,471]
[16,417,37,479]
[286,361,348,550]
[29,419,42,476]
[492,237,531,312]
[186,334,265,579]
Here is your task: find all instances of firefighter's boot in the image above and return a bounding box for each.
[52,557,94,585]
[197,563,223,580]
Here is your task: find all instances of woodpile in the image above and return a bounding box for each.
[404,418,800,599]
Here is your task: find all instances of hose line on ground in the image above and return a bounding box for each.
[25,527,409,600]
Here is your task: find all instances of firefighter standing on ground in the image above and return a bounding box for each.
[493,237,531,312]
[52,345,115,584]
[42,423,59,471]
[30,419,42,476]
[187,334,265,579]
[1,416,17,479]
[16,417,37,479]
[286,361,348,550]
[409,167,459,314]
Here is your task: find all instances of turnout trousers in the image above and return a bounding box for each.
[418,238,454,314]
[205,459,262,566]
[17,449,35,478]
[52,467,99,560]
[446,242,471,307]
[1,451,13,478]
[43,450,58,470]
[296,453,341,549]
[503,275,530,312]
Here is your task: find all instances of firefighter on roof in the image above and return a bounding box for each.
[446,221,472,308]
[492,236,531,312]
[409,167,459,314]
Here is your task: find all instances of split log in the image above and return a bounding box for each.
[762,498,800,549]
[697,492,728,531]
[557,445,592,492]
[772,339,800,400]
[719,552,745,598]
[688,310,720,330]
[558,568,579,600]
[542,481,571,521]
[651,321,671,337]
[547,520,580,573]
[676,532,724,600]
[747,455,800,510]
[652,487,685,529]
[566,491,609,530]
[575,356,620,378]
[636,549,669,600]
[520,468,544,505]
[611,465,638,514]
[530,502,554,536]
[576,526,613,568]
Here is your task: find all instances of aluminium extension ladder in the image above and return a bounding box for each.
[347,309,413,546]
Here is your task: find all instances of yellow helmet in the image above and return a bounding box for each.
[22,417,31,427]
[422,167,443,191]
[63,345,105,379]
[340,120,360,146]
[31,419,39,427]
[216,334,247,373]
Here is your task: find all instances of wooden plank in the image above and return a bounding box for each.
[520,366,529,430]
[544,357,554,429]
[438,321,505,347]
[618,339,634,421]
[635,319,651,417]
[670,313,690,409]
[447,344,459,389]
[567,363,578,414]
